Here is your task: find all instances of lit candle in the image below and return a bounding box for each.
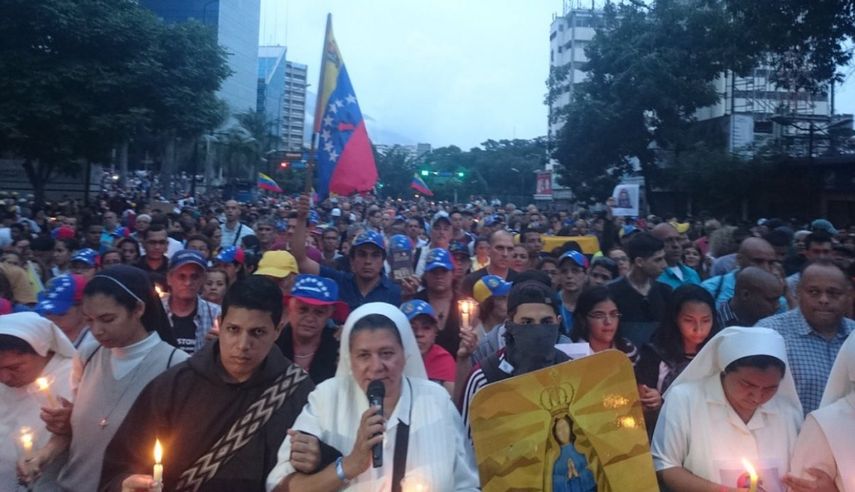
[35,376,58,408]
[740,458,758,492]
[155,285,166,299]
[152,439,163,492]
[19,427,34,460]
[458,299,476,332]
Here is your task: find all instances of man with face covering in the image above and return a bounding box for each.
[461,279,569,431]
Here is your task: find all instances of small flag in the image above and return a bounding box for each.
[410,174,433,196]
[257,172,283,193]
[313,14,377,200]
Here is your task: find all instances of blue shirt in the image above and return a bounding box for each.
[320,265,402,313]
[703,270,788,313]
[657,263,702,290]
[756,309,854,414]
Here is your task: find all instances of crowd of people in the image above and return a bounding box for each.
[1,188,854,491]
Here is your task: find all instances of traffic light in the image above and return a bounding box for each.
[420,170,429,177]
[280,161,290,169]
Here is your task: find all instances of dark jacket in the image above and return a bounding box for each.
[100,341,315,492]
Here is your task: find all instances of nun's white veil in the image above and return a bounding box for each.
[336,302,427,380]
[665,326,801,414]
[0,312,77,358]
[819,330,855,408]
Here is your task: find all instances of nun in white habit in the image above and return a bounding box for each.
[0,312,76,491]
[652,326,803,492]
[267,302,479,492]
[785,331,855,492]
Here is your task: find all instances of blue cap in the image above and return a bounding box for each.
[559,250,589,269]
[110,226,130,238]
[286,274,349,321]
[36,274,87,316]
[431,211,451,227]
[484,215,502,227]
[71,248,99,267]
[400,299,438,322]
[352,230,385,252]
[169,249,207,271]
[308,210,321,226]
[449,240,469,256]
[473,275,513,304]
[424,248,453,272]
[215,246,245,265]
[389,234,412,251]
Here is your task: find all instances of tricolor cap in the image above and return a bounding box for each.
[352,230,385,252]
[110,227,130,238]
[400,299,438,323]
[308,210,321,226]
[424,248,453,272]
[389,234,412,251]
[36,274,87,316]
[169,249,207,271]
[285,274,349,321]
[473,275,513,304]
[215,246,245,265]
[558,250,589,270]
[254,250,298,279]
[70,248,99,268]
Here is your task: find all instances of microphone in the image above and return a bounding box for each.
[366,379,385,468]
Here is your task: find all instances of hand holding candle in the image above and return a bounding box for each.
[19,427,34,460]
[458,299,477,332]
[739,458,759,492]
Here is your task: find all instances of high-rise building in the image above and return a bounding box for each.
[140,0,261,116]
[282,61,308,151]
[258,46,287,149]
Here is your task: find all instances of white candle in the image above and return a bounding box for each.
[35,376,58,408]
[153,439,163,491]
[19,427,34,460]
[458,299,475,331]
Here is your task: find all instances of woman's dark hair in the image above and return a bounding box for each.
[589,257,619,279]
[201,222,220,240]
[83,265,176,346]
[654,284,720,360]
[551,415,575,445]
[101,249,122,264]
[185,234,212,255]
[478,296,497,322]
[221,275,283,327]
[0,334,36,355]
[537,257,558,269]
[624,232,665,262]
[349,313,403,348]
[724,354,786,377]
[570,286,618,342]
[55,237,80,252]
[0,271,13,300]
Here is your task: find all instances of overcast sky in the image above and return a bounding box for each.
[258,0,855,150]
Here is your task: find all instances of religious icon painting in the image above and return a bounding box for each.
[469,350,658,491]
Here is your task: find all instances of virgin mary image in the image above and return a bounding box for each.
[548,414,596,492]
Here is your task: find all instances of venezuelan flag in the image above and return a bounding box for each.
[313,14,377,200]
[257,172,283,193]
[410,174,433,196]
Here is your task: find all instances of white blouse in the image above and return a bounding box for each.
[652,375,802,492]
[266,376,480,491]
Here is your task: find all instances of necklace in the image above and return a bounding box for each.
[98,351,150,429]
[293,352,315,359]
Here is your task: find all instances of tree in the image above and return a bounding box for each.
[373,145,419,198]
[0,0,230,204]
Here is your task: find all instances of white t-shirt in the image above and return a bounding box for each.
[652,375,802,491]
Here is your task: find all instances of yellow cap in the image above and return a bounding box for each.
[254,251,298,279]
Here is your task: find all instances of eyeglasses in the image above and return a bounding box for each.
[587,311,621,321]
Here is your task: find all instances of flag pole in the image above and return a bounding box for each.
[306,13,333,195]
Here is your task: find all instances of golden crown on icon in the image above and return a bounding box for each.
[540,383,574,416]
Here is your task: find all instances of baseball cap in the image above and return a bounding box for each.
[431,211,451,227]
[811,219,838,236]
[507,280,559,315]
[558,250,589,270]
[70,248,99,268]
[51,226,75,241]
[389,234,413,251]
[35,274,87,316]
[448,240,470,257]
[169,249,207,271]
[472,275,513,304]
[484,215,503,227]
[254,250,298,279]
[352,230,385,252]
[331,208,342,217]
[285,274,348,321]
[424,248,453,272]
[400,299,438,323]
[110,226,130,238]
[215,246,245,265]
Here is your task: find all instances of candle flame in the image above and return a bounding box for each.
[19,427,34,449]
[155,285,166,299]
[154,439,163,464]
[741,457,758,480]
[36,377,50,391]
